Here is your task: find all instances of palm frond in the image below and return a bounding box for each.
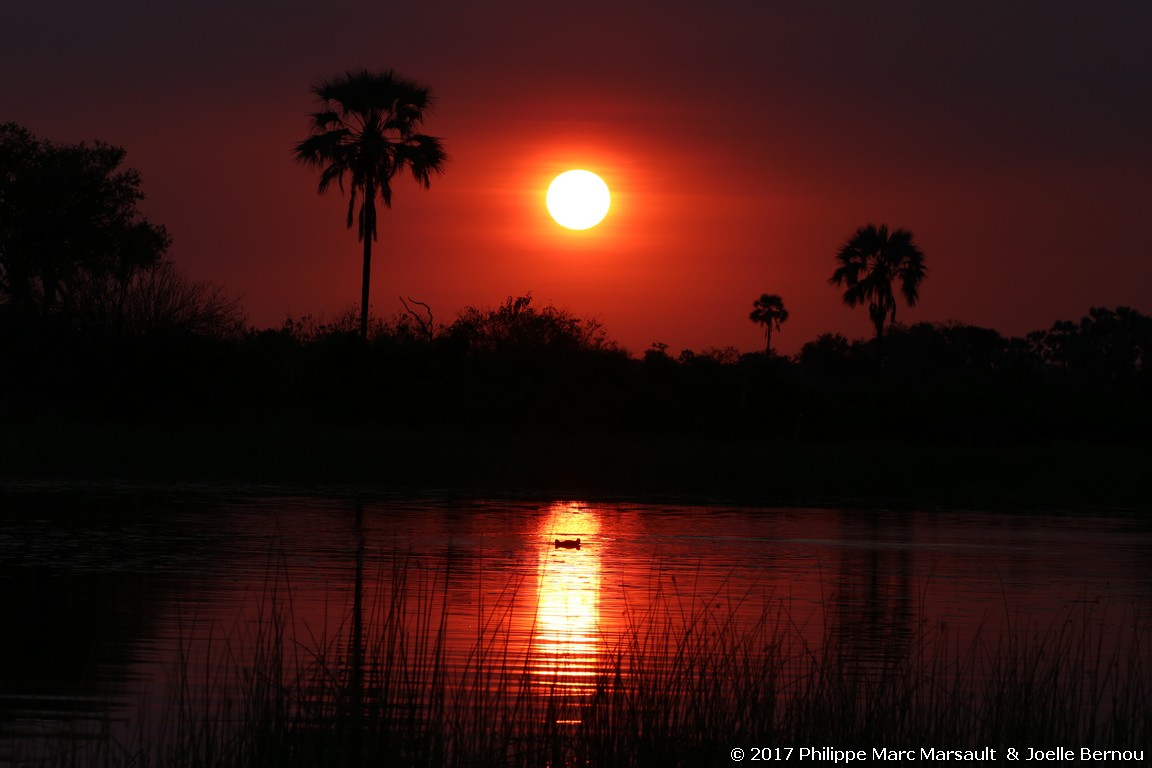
[346,185,358,231]
[316,164,346,195]
[309,110,343,131]
[841,282,868,308]
[396,135,448,188]
[831,224,926,336]
[293,130,352,166]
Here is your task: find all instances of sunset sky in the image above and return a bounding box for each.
[5,1,1150,355]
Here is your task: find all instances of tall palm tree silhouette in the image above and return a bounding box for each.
[830,224,925,356]
[295,70,447,339]
[750,293,789,356]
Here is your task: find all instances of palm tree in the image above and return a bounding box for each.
[750,293,789,356]
[294,70,447,339]
[830,224,926,355]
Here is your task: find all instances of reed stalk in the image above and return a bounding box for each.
[14,554,1150,768]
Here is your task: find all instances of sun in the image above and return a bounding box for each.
[546,170,611,230]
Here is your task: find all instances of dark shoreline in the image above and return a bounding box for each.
[4,302,1151,513]
[4,421,1149,511]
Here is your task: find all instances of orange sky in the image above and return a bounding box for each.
[4,2,1150,355]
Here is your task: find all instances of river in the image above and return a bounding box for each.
[2,486,1149,764]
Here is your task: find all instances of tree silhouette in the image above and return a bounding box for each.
[0,123,169,314]
[749,293,789,356]
[448,294,611,354]
[1029,306,1152,386]
[830,224,925,355]
[294,70,447,339]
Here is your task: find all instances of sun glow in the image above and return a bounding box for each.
[546,170,611,230]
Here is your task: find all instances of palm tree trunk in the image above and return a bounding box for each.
[359,185,377,340]
[360,234,371,339]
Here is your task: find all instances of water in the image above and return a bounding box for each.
[2,486,1150,762]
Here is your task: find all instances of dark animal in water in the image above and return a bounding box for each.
[554,538,581,550]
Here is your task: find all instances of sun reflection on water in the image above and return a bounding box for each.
[531,503,601,704]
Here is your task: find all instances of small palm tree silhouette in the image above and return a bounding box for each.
[750,293,789,356]
[830,224,925,356]
[294,69,447,339]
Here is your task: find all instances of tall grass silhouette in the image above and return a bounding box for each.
[15,552,1149,767]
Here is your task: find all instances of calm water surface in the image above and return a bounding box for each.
[2,487,1150,757]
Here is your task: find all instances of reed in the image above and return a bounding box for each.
[16,554,1150,767]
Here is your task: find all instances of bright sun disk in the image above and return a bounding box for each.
[546,170,610,230]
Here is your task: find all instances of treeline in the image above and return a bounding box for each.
[0,123,245,340]
[2,294,1149,445]
[3,122,1149,451]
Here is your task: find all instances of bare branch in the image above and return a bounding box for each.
[399,295,433,341]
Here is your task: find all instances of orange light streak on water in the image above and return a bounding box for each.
[531,503,602,705]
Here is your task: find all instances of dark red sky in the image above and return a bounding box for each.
[6,1,1150,355]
